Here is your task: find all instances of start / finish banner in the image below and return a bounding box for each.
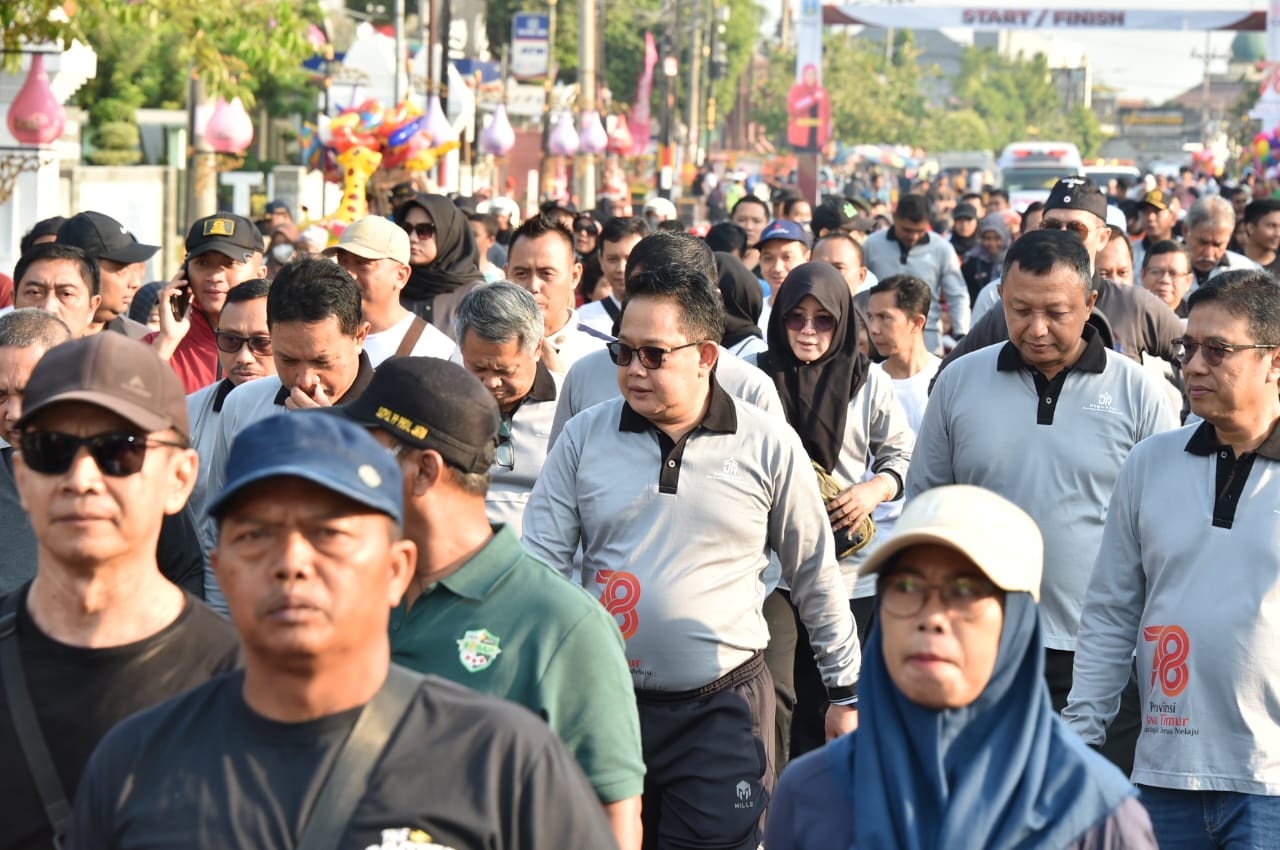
[822,6,1265,31]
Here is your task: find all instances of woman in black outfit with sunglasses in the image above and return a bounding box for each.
[392,193,485,334]
[752,261,914,763]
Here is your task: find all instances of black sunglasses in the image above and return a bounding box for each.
[19,431,186,477]
[1171,337,1280,367]
[1040,218,1094,240]
[214,332,272,356]
[607,340,703,370]
[783,313,836,333]
[401,222,437,239]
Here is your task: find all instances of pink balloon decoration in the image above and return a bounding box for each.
[579,110,607,155]
[423,94,455,145]
[8,54,66,146]
[548,112,580,156]
[480,104,515,156]
[205,96,254,154]
[606,117,633,156]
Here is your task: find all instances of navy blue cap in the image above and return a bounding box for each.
[756,219,812,250]
[206,413,402,525]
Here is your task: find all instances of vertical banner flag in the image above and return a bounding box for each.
[628,32,659,156]
[788,0,830,152]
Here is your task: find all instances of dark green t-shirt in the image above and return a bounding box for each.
[390,525,645,803]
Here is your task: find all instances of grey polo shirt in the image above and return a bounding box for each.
[862,227,970,351]
[1067,421,1280,794]
[486,363,563,537]
[908,328,1179,649]
[523,379,860,696]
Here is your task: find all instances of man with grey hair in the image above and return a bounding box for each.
[456,281,562,534]
[1185,195,1261,290]
[0,309,72,594]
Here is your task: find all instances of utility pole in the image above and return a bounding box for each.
[658,0,680,200]
[577,0,598,206]
[537,0,559,201]
[1191,32,1229,141]
[685,0,704,167]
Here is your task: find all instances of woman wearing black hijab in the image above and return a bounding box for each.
[715,251,768,358]
[392,193,485,333]
[754,261,914,758]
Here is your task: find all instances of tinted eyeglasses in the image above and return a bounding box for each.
[1040,218,1094,240]
[214,332,272,356]
[401,222,437,240]
[877,571,1002,620]
[495,416,514,470]
[783,313,836,334]
[1171,337,1280,367]
[18,431,186,478]
[607,340,703,370]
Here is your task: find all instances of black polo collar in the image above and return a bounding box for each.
[528,360,558,403]
[619,375,738,435]
[273,350,376,407]
[887,225,930,247]
[211,378,237,413]
[1185,419,1280,462]
[996,323,1107,375]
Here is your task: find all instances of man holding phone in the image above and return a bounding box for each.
[151,213,267,394]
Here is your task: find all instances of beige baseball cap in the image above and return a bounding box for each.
[858,485,1044,600]
[324,216,410,265]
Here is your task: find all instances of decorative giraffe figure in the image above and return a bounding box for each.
[334,146,383,223]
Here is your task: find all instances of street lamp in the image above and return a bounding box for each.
[658,52,679,200]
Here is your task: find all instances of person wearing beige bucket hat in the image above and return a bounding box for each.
[766,484,1156,850]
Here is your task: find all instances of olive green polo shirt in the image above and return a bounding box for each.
[389,524,645,803]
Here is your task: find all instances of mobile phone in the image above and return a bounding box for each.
[171,261,192,321]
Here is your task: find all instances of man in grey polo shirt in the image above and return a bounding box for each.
[862,193,969,352]
[455,282,561,536]
[523,262,859,850]
[909,229,1178,773]
[1066,270,1280,846]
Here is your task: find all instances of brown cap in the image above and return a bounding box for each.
[16,333,190,437]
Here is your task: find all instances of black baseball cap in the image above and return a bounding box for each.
[185,213,264,262]
[57,211,159,264]
[339,357,500,475]
[953,202,978,220]
[1044,178,1107,222]
[811,198,862,236]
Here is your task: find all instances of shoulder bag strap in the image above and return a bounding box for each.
[295,664,423,850]
[393,316,429,359]
[602,297,622,323]
[0,588,74,848]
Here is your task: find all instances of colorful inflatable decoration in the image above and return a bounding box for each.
[296,97,461,191]
[334,145,383,223]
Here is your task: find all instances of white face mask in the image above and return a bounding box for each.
[271,244,295,263]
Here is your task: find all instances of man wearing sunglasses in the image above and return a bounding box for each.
[1068,270,1280,848]
[0,332,240,850]
[186,280,275,576]
[524,262,860,850]
[912,230,1179,776]
[939,178,1185,380]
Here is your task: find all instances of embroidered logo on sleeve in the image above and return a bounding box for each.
[456,629,502,672]
[364,828,456,849]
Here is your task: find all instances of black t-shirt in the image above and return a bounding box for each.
[69,669,618,850]
[0,587,240,850]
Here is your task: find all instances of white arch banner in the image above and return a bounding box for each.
[821,6,1264,31]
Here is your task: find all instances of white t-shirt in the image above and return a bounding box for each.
[888,354,941,434]
[363,313,456,367]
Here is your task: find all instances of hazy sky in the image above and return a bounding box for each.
[792,0,1265,104]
